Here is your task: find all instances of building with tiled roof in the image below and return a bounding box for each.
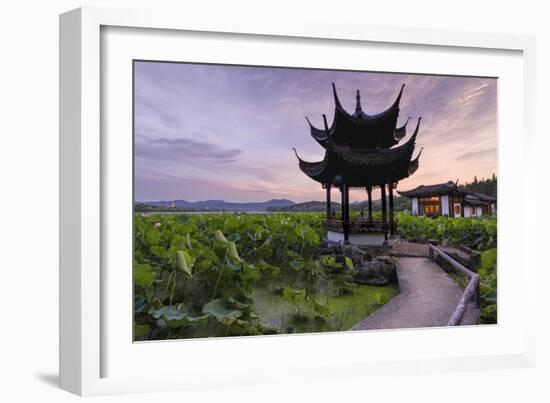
[398,181,496,217]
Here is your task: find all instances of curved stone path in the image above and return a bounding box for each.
[352,257,479,331]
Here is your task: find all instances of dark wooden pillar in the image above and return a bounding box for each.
[325,184,331,219]
[347,185,352,241]
[381,184,388,241]
[341,184,350,242]
[389,184,395,235]
[366,186,373,222]
[340,186,345,221]
[381,184,387,224]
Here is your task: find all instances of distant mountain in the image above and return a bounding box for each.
[135,196,412,213]
[267,196,411,212]
[267,201,341,212]
[135,198,295,212]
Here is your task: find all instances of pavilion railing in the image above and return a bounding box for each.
[323,219,396,234]
[428,243,480,325]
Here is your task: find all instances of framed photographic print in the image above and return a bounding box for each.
[60,7,537,396]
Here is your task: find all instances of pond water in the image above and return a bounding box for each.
[251,282,399,334]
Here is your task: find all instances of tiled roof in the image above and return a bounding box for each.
[398,181,460,197]
[398,182,497,204]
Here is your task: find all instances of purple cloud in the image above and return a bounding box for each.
[134,61,497,202]
[135,136,243,163]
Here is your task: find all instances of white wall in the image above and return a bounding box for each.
[464,206,473,218]
[441,195,450,216]
[411,197,419,215]
[1,1,549,403]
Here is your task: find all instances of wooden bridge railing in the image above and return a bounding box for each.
[428,243,480,326]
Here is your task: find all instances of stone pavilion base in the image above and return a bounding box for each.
[327,230,386,246]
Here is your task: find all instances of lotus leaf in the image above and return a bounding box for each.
[134,263,157,288]
[202,299,243,326]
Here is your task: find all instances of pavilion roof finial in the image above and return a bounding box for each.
[355,89,362,113]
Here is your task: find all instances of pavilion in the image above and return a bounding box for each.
[293,83,422,245]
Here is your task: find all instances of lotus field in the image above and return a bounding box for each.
[133,212,497,340]
[396,214,497,250]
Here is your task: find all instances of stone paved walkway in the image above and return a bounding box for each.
[391,239,430,257]
[352,257,478,330]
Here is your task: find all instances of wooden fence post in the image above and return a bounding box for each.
[474,276,480,309]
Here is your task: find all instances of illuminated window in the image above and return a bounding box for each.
[419,195,440,216]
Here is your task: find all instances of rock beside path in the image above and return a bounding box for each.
[321,242,369,262]
[353,255,397,286]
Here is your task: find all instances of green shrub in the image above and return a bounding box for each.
[396,213,496,250]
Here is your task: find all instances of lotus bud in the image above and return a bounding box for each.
[227,241,241,262]
[176,250,192,276]
[185,233,191,249]
[214,229,228,243]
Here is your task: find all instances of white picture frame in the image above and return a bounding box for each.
[60,6,537,396]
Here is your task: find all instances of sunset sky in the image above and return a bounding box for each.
[134,61,497,203]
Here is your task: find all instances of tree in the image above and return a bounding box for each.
[461,175,497,198]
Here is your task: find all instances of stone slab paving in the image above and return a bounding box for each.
[391,240,430,257]
[352,257,478,331]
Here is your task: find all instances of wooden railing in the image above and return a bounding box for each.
[323,219,396,234]
[428,244,480,326]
